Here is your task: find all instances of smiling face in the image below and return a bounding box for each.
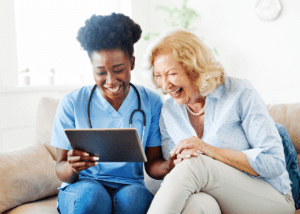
[153,54,201,105]
[91,49,134,108]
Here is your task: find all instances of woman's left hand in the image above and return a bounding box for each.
[170,136,215,159]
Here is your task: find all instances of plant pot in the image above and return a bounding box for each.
[23,76,30,86]
[48,75,54,85]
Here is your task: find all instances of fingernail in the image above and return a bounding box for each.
[84,153,89,156]
[93,157,99,161]
[186,154,191,158]
[194,153,200,156]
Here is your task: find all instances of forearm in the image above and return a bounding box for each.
[211,146,259,176]
[145,158,174,180]
[56,161,79,184]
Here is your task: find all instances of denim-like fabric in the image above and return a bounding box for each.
[275,123,300,209]
[57,178,153,214]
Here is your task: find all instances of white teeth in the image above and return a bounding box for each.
[170,88,181,94]
[107,85,120,92]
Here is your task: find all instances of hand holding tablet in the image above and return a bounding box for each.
[64,128,147,162]
[67,149,99,173]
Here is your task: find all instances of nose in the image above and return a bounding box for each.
[161,76,169,91]
[106,73,116,84]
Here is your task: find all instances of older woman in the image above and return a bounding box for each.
[50,13,176,214]
[146,29,295,214]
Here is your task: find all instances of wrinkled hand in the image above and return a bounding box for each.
[67,149,99,173]
[170,136,214,163]
[173,149,202,165]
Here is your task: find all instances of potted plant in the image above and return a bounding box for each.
[21,68,30,86]
[143,0,200,41]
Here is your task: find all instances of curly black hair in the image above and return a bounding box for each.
[77,13,142,59]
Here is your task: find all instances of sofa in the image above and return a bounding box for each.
[0,97,300,214]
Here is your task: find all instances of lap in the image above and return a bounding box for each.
[149,155,295,214]
[112,184,153,214]
[58,178,112,214]
[58,178,153,214]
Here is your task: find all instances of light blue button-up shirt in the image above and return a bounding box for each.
[160,77,291,195]
[51,84,162,189]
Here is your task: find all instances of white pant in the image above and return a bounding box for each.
[147,154,295,214]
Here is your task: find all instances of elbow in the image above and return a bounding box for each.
[259,159,286,178]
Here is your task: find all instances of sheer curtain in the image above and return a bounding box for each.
[15,0,130,86]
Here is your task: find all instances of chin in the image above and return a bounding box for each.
[173,97,189,105]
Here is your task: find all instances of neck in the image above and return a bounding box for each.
[186,94,206,112]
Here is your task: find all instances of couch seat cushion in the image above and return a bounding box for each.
[3,196,58,214]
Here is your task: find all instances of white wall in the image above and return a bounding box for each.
[0,0,18,87]
[1,0,299,151]
[132,0,300,105]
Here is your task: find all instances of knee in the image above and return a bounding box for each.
[78,179,112,211]
[165,155,204,179]
[58,179,112,214]
[182,193,221,214]
[113,185,153,214]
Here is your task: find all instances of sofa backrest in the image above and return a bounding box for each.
[36,96,300,164]
[266,103,300,154]
[35,97,60,161]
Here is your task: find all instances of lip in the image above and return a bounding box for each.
[168,87,183,99]
[169,87,181,94]
[104,85,122,93]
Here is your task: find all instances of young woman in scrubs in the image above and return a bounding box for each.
[50,13,176,214]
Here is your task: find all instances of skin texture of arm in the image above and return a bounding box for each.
[145,146,203,179]
[171,136,259,176]
[56,148,99,184]
[144,146,175,180]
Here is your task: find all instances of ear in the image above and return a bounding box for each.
[130,56,135,70]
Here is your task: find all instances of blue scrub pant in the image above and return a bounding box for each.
[57,178,153,214]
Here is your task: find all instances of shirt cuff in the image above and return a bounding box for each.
[242,148,264,175]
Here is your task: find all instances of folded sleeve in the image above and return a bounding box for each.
[239,83,286,178]
[50,95,75,151]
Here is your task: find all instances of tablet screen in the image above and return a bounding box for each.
[64,128,147,162]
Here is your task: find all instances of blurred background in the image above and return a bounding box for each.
[1,0,299,151]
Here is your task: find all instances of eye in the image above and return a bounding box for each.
[114,69,124,74]
[97,71,106,76]
[155,75,162,79]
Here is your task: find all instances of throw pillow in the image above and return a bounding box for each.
[275,123,300,209]
[0,143,61,213]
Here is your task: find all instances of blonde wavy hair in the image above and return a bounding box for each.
[148,29,226,96]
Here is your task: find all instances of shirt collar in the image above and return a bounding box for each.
[206,83,224,100]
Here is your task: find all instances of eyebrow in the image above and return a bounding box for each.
[95,63,125,69]
[154,68,178,74]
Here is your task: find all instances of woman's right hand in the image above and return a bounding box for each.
[67,149,99,173]
[172,149,202,165]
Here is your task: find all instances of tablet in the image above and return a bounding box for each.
[64,128,147,162]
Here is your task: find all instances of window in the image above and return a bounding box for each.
[14,0,131,86]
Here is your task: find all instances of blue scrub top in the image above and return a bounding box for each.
[51,84,163,188]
